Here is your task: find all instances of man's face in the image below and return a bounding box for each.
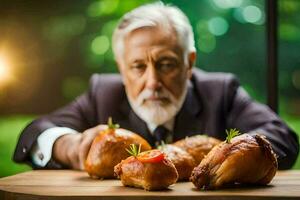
[117,27,194,125]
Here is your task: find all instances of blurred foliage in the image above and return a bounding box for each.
[0,116,32,177]
[1,0,298,107]
[0,0,299,177]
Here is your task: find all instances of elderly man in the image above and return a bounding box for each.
[13,3,298,170]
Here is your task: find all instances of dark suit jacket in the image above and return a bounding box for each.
[13,69,299,169]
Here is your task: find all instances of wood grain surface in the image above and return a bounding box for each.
[0,170,300,200]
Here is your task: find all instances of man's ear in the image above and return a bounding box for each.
[188,51,196,68]
[187,51,196,79]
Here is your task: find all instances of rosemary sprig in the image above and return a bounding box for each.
[225,128,240,143]
[126,144,141,157]
[107,117,120,129]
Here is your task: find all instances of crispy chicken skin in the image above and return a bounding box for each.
[190,134,278,190]
[160,144,196,181]
[85,128,151,179]
[173,135,221,165]
[114,152,179,190]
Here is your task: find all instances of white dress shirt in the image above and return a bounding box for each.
[30,127,78,167]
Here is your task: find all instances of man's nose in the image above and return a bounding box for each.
[145,66,162,91]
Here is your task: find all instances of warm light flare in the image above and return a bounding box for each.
[0,55,13,85]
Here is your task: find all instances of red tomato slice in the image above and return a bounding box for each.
[137,150,165,163]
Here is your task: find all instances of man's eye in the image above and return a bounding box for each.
[161,63,174,68]
[158,62,176,71]
[131,64,146,72]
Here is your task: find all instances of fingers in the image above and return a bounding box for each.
[61,124,108,170]
[65,134,82,170]
[78,134,94,170]
[77,124,109,170]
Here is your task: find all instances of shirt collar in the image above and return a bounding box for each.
[147,118,175,134]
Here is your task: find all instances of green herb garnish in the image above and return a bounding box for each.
[126,144,141,157]
[107,117,120,129]
[157,140,166,150]
[225,128,240,143]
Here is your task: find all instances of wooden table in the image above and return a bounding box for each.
[0,170,299,200]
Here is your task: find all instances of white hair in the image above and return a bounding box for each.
[112,2,196,64]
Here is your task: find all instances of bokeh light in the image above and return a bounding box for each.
[101,20,119,37]
[0,56,9,75]
[208,17,229,36]
[243,5,262,23]
[212,0,243,9]
[233,7,246,23]
[91,35,110,55]
[198,33,216,53]
[0,54,13,86]
[87,0,119,17]
[197,20,217,53]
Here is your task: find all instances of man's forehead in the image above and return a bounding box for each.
[124,27,182,61]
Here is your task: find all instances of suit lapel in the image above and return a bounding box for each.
[173,81,203,141]
[128,110,156,146]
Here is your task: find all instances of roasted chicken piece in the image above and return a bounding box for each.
[114,147,178,190]
[85,119,151,179]
[159,144,196,181]
[190,131,278,190]
[173,135,221,165]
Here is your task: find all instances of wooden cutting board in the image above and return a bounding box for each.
[0,170,300,200]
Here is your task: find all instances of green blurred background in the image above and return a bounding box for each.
[0,0,299,177]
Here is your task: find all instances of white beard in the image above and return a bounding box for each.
[126,82,188,126]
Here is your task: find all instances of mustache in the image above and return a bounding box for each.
[136,88,175,105]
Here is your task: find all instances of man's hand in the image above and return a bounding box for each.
[53,124,108,170]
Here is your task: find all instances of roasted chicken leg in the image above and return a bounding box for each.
[159,144,196,181]
[173,135,221,165]
[190,133,278,189]
[114,148,178,190]
[85,121,151,179]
